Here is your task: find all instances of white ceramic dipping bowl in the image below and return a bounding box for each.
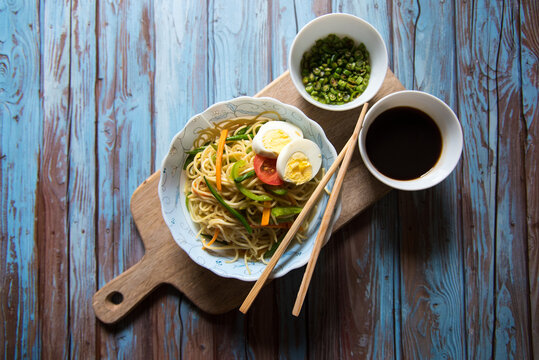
[158,97,341,281]
[358,90,463,191]
[289,13,388,111]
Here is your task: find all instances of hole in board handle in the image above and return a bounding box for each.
[107,291,124,305]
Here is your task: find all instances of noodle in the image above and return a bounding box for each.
[184,114,321,266]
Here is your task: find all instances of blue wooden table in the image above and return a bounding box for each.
[1,0,537,358]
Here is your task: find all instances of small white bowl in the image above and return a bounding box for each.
[288,13,388,111]
[158,97,341,281]
[358,91,463,191]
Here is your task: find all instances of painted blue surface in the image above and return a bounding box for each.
[0,0,537,358]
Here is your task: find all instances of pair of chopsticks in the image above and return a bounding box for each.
[239,102,369,316]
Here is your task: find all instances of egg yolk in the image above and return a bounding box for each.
[262,130,291,154]
[284,152,312,184]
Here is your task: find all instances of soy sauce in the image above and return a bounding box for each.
[365,107,442,181]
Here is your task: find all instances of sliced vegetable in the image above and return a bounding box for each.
[215,129,228,190]
[231,161,272,202]
[204,176,252,234]
[253,154,284,186]
[225,134,251,142]
[203,228,220,248]
[236,127,248,135]
[183,153,195,169]
[185,192,191,212]
[185,146,207,155]
[234,170,256,183]
[261,201,272,226]
[271,206,303,218]
[264,235,284,258]
[265,186,288,196]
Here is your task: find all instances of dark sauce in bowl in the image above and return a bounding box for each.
[365,106,442,181]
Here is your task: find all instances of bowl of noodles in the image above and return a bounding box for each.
[159,96,341,281]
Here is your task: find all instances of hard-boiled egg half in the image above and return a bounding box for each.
[276,139,322,185]
[252,121,322,185]
[252,121,303,158]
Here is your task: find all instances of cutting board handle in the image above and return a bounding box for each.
[92,255,160,324]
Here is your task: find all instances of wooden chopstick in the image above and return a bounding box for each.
[239,122,360,314]
[292,103,369,316]
[239,103,369,314]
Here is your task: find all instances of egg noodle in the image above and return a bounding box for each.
[184,111,322,272]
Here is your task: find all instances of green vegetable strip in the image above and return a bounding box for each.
[185,146,207,155]
[225,134,251,141]
[204,177,253,234]
[183,153,195,169]
[264,235,284,258]
[231,161,272,202]
[301,33,370,105]
[266,186,288,196]
[185,192,191,212]
[271,206,303,218]
[234,170,256,183]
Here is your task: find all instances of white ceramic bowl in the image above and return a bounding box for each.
[358,90,463,191]
[289,13,388,111]
[159,97,341,281]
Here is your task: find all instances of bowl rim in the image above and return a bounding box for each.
[288,13,388,111]
[158,96,342,281]
[357,90,464,191]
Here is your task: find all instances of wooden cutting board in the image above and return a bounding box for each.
[92,70,404,324]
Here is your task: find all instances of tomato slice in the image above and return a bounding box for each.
[253,154,284,186]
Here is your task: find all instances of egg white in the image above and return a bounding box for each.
[276,139,322,185]
[252,121,304,158]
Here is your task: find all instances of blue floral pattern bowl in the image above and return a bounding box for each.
[158,96,341,281]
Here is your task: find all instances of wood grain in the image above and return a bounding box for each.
[456,0,499,358]
[0,1,41,358]
[520,0,539,354]
[95,0,154,357]
[1,1,537,358]
[68,0,98,357]
[394,1,466,359]
[153,0,211,356]
[37,0,70,358]
[493,1,532,357]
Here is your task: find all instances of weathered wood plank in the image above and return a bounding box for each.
[0,1,41,358]
[330,1,400,358]
[493,0,532,357]
[95,0,154,357]
[286,1,339,358]
[270,2,309,358]
[37,0,70,358]
[205,0,275,356]
[153,0,210,357]
[520,0,539,354]
[394,1,466,359]
[68,0,98,357]
[455,0,499,358]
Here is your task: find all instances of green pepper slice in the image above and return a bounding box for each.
[204,176,252,234]
[225,134,251,142]
[271,206,303,218]
[264,235,284,258]
[231,161,273,202]
[265,186,288,196]
[234,170,256,183]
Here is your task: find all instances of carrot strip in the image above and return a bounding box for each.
[203,228,220,249]
[261,201,272,226]
[215,129,229,191]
